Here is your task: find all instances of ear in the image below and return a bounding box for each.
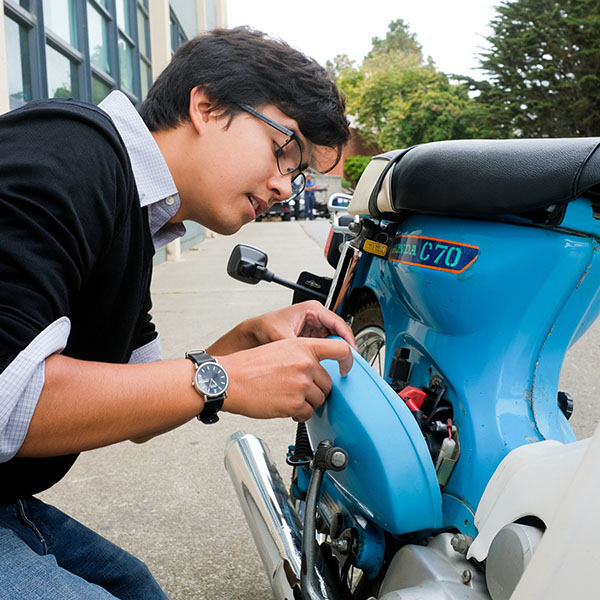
[188,86,216,134]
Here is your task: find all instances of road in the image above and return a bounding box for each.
[39,219,600,599]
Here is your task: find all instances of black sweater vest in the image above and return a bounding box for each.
[0,99,157,501]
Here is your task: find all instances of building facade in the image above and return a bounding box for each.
[0,0,227,260]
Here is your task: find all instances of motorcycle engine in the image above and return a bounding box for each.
[377,533,489,599]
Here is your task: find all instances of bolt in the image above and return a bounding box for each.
[315,514,326,533]
[461,570,472,585]
[451,533,474,555]
[330,450,347,469]
[331,537,350,553]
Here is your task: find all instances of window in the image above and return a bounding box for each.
[4,1,37,110]
[46,43,79,98]
[137,0,151,98]
[3,0,153,107]
[170,8,187,54]
[115,0,134,92]
[4,12,32,108]
[43,0,77,48]
[43,0,84,101]
[87,0,115,103]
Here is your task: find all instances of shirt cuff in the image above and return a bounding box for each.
[128,334,162,364]
[0,317,71,462]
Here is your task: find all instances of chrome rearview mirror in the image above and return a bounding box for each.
[327,193,352,212]
[327,193,359,233]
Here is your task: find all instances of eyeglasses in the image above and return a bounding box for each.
[238,103,306,201]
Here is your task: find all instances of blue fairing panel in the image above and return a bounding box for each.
[309,346,442,535]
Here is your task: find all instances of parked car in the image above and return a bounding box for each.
[255,199,292,221]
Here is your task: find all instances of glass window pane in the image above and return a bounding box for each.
[87,2,111,75]
[46,44,79,99]
[137,6,149,57]
[116,0,132,36]
[140,59,151,99]
[118,35,134,91]
[19,0,31,10]
[170,18,186,53]
[43,0,78,48]
[5,16,32,109]
[91,75,111,104]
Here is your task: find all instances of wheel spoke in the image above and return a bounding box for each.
[355,325,386,377]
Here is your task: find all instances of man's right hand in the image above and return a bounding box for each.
[217,337,353,422]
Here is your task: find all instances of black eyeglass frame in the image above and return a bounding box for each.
[238,103,306,201]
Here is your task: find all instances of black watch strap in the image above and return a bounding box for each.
[185,350,227,424]
[186,350,212,367]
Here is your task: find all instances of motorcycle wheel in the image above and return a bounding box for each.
[352,300,386,377]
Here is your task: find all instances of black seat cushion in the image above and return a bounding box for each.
[389,138,600,217]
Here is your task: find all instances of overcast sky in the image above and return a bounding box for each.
[226,0,499,79]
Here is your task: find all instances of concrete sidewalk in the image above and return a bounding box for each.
[41,220,333,600]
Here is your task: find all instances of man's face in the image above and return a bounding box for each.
[172,102,311,235]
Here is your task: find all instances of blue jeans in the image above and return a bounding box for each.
[0,497,168,599]
[304,193,315,220]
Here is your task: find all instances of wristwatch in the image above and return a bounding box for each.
[185,350,229,424]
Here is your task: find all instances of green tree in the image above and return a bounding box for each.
[471,0,600,137]
[330,19,481,150]
[361,65,477,149]
[344,155,372,187]
[366,18,423,60]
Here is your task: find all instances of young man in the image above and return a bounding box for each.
[0,28,354,598]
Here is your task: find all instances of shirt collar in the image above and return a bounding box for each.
[99,91,185,248]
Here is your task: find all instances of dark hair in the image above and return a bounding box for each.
[139,27,350,170]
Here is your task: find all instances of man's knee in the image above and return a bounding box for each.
[0,527,116,599]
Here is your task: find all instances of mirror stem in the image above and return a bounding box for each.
[256,266,327,301]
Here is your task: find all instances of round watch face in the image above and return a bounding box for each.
[194,362,228,397]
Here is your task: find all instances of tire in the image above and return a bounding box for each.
[351,300,386,377]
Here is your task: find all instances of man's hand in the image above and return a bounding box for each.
[208,300,356,355]
[217,336,353,422]
[252,300,357,348]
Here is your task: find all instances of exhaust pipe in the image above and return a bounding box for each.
[224,431,303,600]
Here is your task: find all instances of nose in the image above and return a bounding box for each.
[268,170,293,202]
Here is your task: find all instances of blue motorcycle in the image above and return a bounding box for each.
[225,138,600,600]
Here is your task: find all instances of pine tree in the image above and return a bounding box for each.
[473,0,600,137]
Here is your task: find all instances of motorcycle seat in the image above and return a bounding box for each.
[350,138,600,221]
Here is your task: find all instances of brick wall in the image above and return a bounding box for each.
[329,127,381,178]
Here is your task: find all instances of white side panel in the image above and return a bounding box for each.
[512,422,600,599]
[468,438,590,562]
